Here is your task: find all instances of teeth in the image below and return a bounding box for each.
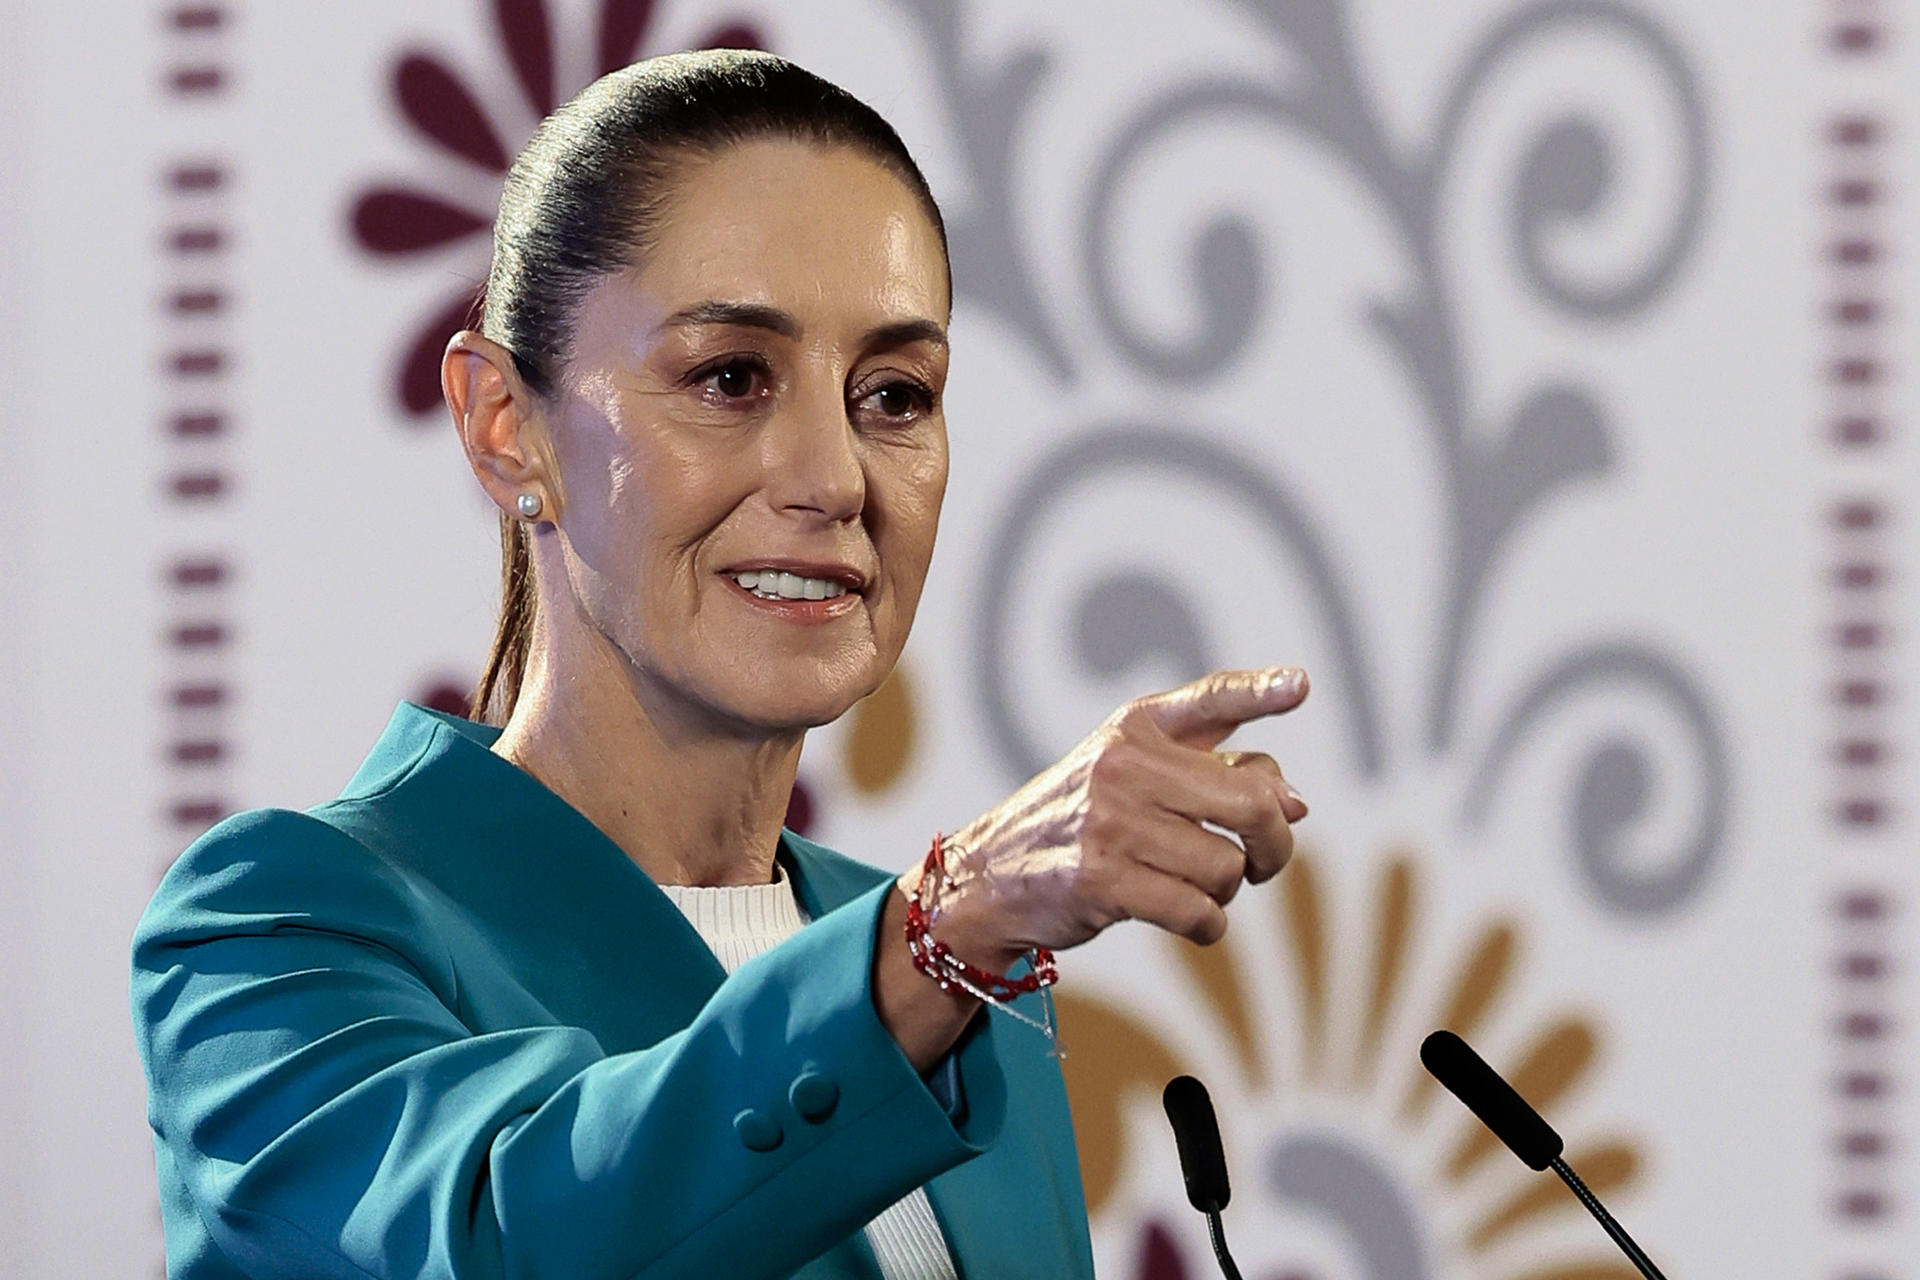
[731,570,848,600]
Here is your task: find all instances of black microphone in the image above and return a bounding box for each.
[1421,1030,1670,1280]
[1161,1075,1244,1280]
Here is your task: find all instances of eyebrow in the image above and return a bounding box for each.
[657,300,948,350]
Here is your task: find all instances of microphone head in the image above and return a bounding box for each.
[1420,1030,1565,1171]
[1162,1075,1232,1213]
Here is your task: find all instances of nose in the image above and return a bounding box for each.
[760,377,864,522]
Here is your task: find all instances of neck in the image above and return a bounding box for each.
[489,608,802,889]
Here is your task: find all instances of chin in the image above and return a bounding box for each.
[726,672,872,733]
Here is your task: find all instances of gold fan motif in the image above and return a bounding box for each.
[1057,849,1647,1279]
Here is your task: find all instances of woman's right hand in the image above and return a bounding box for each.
[914,666,1311,971]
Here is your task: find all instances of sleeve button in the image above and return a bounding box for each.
[789,1071,840,1122]
[733,1108,783,1151]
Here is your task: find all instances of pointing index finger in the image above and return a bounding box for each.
[1137,666,1309,748]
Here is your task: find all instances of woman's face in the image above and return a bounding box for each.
[544,139,952,735]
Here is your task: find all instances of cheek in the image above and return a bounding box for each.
[561,449,653,570]
[913,441,951,542]
[558,464,693,642]
[574,431,733,567]
[872,442,948,571]
[550,394,644,552]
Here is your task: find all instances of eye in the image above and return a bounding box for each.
[854,378,935,423]
[693,357,770,404]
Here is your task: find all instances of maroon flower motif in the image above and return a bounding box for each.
[1136,1221,1190,1280]
[784,775,817,836]
[414,676,475,719]
[351,0,766,420]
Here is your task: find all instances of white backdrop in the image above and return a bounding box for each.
[2,1,1915,1277]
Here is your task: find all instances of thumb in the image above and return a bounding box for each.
[1134,666,1309,748]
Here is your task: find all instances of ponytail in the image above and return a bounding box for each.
[472,511,537,725]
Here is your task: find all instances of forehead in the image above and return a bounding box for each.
[632,138,949,325]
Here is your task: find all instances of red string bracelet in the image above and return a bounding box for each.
[904,833,1060,1047]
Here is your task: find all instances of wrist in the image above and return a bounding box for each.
[874,884,981,1073]
[906,833,1057,995]
[924,901,1029,977]
[899,836,1027,976]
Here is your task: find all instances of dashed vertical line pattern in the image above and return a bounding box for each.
[155,8,240,1265]
[1821,2,1901,1275]
[157,16,238,863]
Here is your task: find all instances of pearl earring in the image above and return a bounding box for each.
[516,492,543,519]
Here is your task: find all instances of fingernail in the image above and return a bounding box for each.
[1265,667,1302,694]
[1284,783,1308,814]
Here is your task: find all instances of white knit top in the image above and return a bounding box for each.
[657,866,960,1280]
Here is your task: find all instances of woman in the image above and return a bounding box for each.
[131,49,1310,1280]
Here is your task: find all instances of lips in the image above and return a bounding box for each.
[720,572,864,620]
[718,559,871,593]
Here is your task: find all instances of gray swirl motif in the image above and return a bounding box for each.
[892,6,1726,1265]
[897,0,1729,927]
[972,426,1387,781]
[1267,1133,1430,1280]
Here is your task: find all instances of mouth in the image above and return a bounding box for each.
[716,560,870,622]
[718,560,870,601]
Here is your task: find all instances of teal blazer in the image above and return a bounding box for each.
[131,702,1094,1279]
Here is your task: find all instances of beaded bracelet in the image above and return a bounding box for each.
[904,833,1061,1051]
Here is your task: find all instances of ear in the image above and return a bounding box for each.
[442,331,560,522]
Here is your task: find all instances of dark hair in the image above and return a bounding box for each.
[469,49,949,725]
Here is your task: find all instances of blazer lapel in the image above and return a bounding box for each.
[321,704,730,1051]
[776,829,893,919]
[329,711,916,1280]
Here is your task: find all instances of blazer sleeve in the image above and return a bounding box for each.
[130,808,1007,1280]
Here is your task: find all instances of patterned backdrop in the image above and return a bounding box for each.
[0,1,1913,1276]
